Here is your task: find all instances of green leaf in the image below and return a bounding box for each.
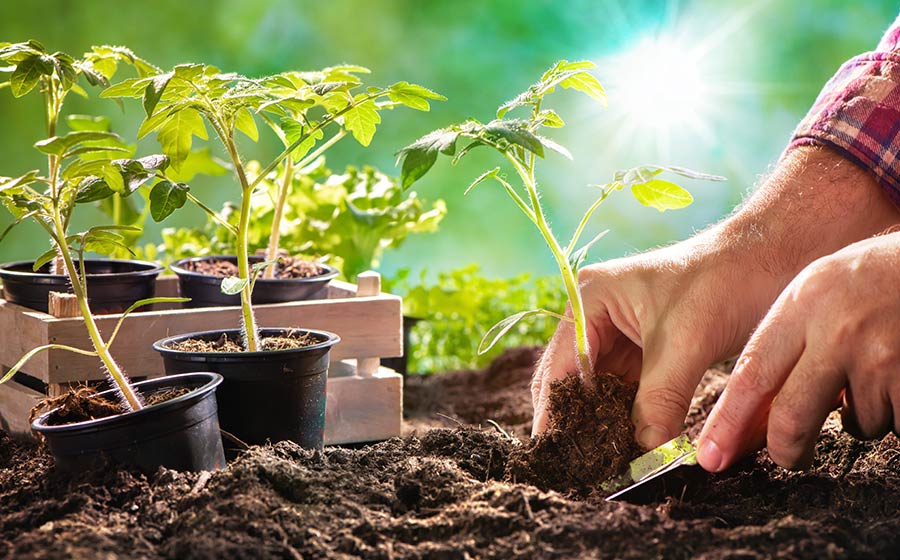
[149,180,189,221]
[32,247,59,271]
[631,179,693,211]
[100,76,151,99]
[157,109,207,169]
[0,170,39,193]
[396,128,459,189]
[387,81,446,111]
[569,229,609,269]
[66,114,111,132]
[537,109,565,128]
[0,210,37,244]
[559,69,608,106]
[165,148,229,183]
[343,96,381,146]
[99,164,125,194]
[234,107,259,141]
[485,120,544,157]
[2,344,99,385]
[74,177,115,203]
[143,71,173,116]
[34,131,123,157]
[10,54,52,97]
[104,296,191,350]
[251,258,279,274]
[478,309,567,355]
[536,135,572,160]
[220,276,248,295]
[464,167,501,195]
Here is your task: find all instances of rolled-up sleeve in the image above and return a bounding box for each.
[789,14,900,206]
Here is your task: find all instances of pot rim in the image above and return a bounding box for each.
[170,255,339,283]
[0,258,163,279]
[31,372,223,433]
[152,327,341,358]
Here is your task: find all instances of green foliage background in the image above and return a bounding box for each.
[0,0,896,277]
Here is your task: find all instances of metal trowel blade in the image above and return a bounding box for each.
[602,434,698,501]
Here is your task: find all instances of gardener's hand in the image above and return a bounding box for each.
[532,146,900,448]
[698,231,900,471]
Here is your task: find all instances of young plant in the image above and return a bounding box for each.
[398,60,724,376]
[0,41,187,410]
[157,157,446,281]
[104,63,444,351]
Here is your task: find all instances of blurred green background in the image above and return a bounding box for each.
[1,0,897,279]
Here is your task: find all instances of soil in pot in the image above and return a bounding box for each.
[171,256,339,307]
[154,328,340,449]
[5,348,900,558]
[30,373,226,473]
[0,259,162,313]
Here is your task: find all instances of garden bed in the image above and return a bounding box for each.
[2,347,899,559]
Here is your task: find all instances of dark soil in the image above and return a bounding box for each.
[36,386,193,426]
[166,331,316,353]
[506,372,642,497]
[3,347,900,558]
[183,257,326,279]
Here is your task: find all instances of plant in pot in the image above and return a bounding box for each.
[0,43,169,314]
[103,61,443,447]
[0,40,226,472]
[156,157,447,377]
[156,157,446,283]
[398,60,724,477]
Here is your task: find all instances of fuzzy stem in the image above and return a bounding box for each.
[506,154,592,376]
[223,134,260,352]
[52,213,143,411]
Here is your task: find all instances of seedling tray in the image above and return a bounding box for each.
[0,272,403,445]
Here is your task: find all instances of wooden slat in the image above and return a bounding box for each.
[324,366,402,445]
[0,300,49,378]
[0,380,43,438]
[43,295,402,384]
[355,272,382,377]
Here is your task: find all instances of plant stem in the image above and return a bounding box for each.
[262,129,347,278]
[506,154,592,376]
[262,155,292,279]
[51,212,143,411]
[222,133,260,352]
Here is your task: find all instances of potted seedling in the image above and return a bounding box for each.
[156,157,446,281]
[0,41,226,471]
[0,43,167,314]
[398,59,724,379]
[102,62,443,447]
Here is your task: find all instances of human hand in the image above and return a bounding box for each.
[698,231,900,471]
[531,242,774,447]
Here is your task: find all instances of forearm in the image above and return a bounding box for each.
[645,145,900,360]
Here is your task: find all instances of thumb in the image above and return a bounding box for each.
[631,334,709,449]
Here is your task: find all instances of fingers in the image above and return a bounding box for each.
[765,352,845,469]
[531,314,606,436]
[631,334,709,449]
[697,299,803,472]
[841,382,893,440]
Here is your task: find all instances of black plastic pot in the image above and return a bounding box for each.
[171,256,339,308]
[381,315,422,377]
[31,372,226,472]
[153,328,340,449]
[0,259,163,314]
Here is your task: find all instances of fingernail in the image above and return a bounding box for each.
[638,424,670,449]
[698,439,723,472]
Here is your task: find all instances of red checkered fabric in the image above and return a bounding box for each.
[789,14,900,206]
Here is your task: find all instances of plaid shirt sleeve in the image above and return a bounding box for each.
[789,14,900,206]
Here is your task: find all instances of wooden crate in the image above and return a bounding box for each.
[0,271,403,445]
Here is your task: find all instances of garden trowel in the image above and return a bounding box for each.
[602,434,698,501]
